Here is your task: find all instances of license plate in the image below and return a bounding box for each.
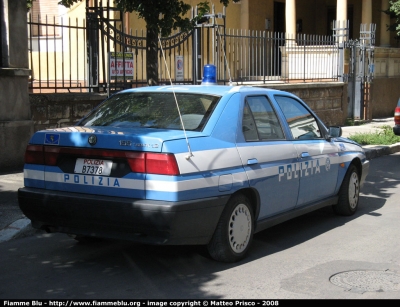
[74,158,113,176]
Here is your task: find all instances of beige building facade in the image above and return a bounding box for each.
[119,0,397,48]
[29,0,399,81]
[29,0,397,47]
[28,0,400,120]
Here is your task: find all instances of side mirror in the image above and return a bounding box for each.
[328,126,342,139]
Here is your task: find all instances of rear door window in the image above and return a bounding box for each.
[242,96,285,141]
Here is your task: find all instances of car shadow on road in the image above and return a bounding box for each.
[248,195,386,260]
[0,193,387,299]
[247,153,400,263]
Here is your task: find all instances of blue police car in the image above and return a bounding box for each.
[18,84,369,262]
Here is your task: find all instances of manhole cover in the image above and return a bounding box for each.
[330,270,400,293]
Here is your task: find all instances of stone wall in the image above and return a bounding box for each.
[257,82,348,127]
[27,49,400,136]
[29,83,348,133]
[369,48,400,119]
[0,0,34,173]
[30,93,106,132]
[0,69,33,172]
[370,78,400,119]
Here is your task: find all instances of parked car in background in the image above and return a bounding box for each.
[393,98,400,136]
[18,84,369,263]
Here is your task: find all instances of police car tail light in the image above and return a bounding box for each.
[25,145,45,164]
[395,107,400,125]
[24,145,178,175]
[126,152,145,173]
[145,153,180,175]
[25,145,60,166]
[44,146,61,165]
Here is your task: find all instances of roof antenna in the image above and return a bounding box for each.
[207,4,233,85]
[158,35,194,160]
[217,6,232,85]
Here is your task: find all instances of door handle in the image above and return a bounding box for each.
[247,158,258,165]
[300,152,310,158]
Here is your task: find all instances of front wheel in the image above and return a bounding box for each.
[207,194,254,263]
[333,164,360,216]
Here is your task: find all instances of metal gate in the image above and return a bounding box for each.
[343,23,376,120]
[28,2,342,93]
[27,2,233,94]
[86,1,199,94]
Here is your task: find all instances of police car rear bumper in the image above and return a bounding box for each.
[18,187,228,245]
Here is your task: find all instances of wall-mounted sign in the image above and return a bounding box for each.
[176,56,184,81]
[109,52,134,80]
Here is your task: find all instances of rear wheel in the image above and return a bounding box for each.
[207,194,254,262]
[333,164,360,216]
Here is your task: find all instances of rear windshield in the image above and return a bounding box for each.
[78,92,221,131]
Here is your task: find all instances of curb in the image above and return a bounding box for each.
[0,218,36,243]
[363,143,400,160]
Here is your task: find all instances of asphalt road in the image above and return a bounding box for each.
[0,153,400,299]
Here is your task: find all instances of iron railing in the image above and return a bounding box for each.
[28,14,88,93]
[27,14,341,94]
[222,30,338,84]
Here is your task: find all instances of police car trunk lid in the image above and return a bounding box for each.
[23,127,203,199]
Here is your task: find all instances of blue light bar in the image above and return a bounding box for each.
[202,64,217,85]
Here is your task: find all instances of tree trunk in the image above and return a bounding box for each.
[146,27,158,86]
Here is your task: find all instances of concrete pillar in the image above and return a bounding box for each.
[361,0,374,46]
[0,0,34,172]
[380,0,391,47]
[336,0,347,27]
[336,0,347,43]
[285,0,296,37]
[362,0,372,24]
[285,0,296,43]
[240,0,249,30]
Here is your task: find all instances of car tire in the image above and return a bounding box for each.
[207,194,254,263]
[333,164,360,216]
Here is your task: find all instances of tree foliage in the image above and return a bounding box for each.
[112,0,239,36]
[389,0,400,36]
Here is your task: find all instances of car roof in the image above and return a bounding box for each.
[118,85,287,96]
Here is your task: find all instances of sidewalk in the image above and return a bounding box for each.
[1,117,399,243]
